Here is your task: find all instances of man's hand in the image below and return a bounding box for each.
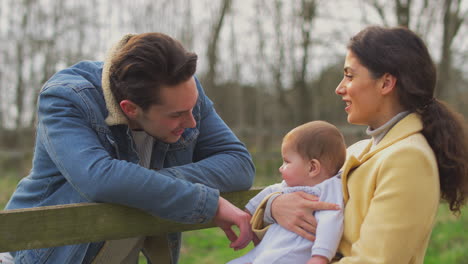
[307,255,329,264]
[271,192,340,241]
[213,196,253,250]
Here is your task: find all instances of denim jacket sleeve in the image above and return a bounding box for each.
[159,78,255,192]
[37,83,218,224]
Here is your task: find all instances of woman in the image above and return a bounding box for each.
[263,26,468,263]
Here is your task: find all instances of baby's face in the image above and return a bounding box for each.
[279,141,310,187]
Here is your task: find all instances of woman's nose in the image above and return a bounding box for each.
[335,80,345,95]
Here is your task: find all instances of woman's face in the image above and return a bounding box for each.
[335,51,386,128]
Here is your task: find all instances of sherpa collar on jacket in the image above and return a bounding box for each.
[102,34,135,126]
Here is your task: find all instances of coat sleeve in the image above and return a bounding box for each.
[338,144,440,263]
[245,184,282,214]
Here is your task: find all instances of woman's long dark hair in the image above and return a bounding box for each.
[348,26,468,214]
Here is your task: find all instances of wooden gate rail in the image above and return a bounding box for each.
[0,188,263,256]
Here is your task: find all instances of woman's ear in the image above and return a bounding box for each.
[309,159,321,177]
[380,73,397,95]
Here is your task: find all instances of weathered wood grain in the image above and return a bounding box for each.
[0,188,263,253]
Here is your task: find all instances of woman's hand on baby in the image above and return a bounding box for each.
[213,196,253,250]
[271,191,340,241]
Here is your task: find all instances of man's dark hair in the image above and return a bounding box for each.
[109,33,198,110]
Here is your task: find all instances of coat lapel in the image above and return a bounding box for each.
[341,155,362,202]
[341,113,424,203]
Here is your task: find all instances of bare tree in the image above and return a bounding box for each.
[0,0,101,150]
[13,0,34,129]
[294,0,317,124]
[364,0,391,26]
[228,17,245,130]
[364,0,411,27]
[205,0,232,95]
[364,0,466,103]
[270,0,294,127]
[436,0,465,100]
[0,67,3,129]
[253,0,268,151]
[413,0,439,39]
[395,0,412,27]
[179,0,194,49]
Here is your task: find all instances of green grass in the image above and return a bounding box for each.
[179,227,254,264]
[424,205,468,264]
[178,203,468,264]
[2,172,467,264]
[0,171,21,209]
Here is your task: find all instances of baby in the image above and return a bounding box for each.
[228,121,346,264]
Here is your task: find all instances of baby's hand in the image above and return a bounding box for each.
[307,255,329,264]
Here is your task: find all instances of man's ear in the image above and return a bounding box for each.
[380,73,397,96]
[309,159,321,177]
[119,100,140,119]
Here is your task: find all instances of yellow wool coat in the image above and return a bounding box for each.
[334,113,440,264]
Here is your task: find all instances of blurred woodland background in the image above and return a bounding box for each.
[0,0,467,177]
[1,1,467,263]
[0,0,468,171]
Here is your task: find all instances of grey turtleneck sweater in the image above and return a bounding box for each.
[366,111,410,149]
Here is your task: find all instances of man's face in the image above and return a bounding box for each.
[129,77,199,143]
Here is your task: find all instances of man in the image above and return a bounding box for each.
[4,33,255,263]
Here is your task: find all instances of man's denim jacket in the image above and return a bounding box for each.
[5,60,255,263]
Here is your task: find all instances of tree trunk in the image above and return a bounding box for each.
[254,0,267,151]
[14,0,32,129]
[395,0,411,27]
[229,19,245,130]
[205,0,232,95]
[296,0,316,124]
[271,0,294,130]
[435,0,463,101]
